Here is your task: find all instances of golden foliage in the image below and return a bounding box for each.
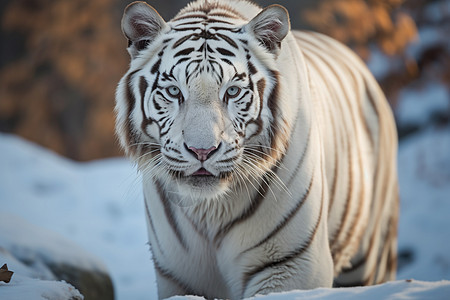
[302,0,417,59]
[0,0,128,160]
[0,0,425,160]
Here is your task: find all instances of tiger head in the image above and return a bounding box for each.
[115,0,292,203]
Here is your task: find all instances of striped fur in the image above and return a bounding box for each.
[115,1,399,299]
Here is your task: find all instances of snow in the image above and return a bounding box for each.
[395,83,449,129]
[236,280,450,300]
[396,126,450,281]
[165,281,450,300]
[366,46,394,79]
[0,213,107,275]
[1,246,83,300]
[0,239,84,300]
[0,134,157,299]
[0,273,83,300]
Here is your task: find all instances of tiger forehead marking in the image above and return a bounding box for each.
[157,25,250,88]
[115,1,398,299]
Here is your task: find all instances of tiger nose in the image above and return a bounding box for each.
[185,144,219,162]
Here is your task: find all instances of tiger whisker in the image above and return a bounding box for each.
[244,147,289,172]
[242,154,292,198]
[241,158,278,203]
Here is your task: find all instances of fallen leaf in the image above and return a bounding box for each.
[0,264,14,283]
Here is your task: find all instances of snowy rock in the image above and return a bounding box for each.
[0,214,114,300]
[0,273,83,300]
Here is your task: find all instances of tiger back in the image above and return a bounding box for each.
[115,0,399,299]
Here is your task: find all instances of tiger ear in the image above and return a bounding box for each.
[121,1,167,59]
[245,5,290,55]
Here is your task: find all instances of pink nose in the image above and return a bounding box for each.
[187,145,217,162]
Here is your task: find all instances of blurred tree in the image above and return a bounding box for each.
[0,0,425,160]
[0,0,128,160]
[299,0,417,59]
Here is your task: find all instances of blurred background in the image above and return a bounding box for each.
[1,0,448,161]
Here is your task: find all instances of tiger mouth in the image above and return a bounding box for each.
[192,167,213,176]
[168,169,233,181]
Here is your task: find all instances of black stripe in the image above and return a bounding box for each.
[247,61,257,75]
[242,94,253,111]
[302,50,352,251]
[221,58,235,67]
[139,76,148,102]
[216,156,239,164]
[216,47,235,56]
[152,258,196,295]
[172,33,196,48]
[213,171,272,246]
[333,138,366,256]
[172,13,207,22]
[173,26,200,32]
[150,59,161,74]
[206,18,234,25]
[311,34,378,148]
[209,26,236,32]
[347,66,375,149]
[243,166,315,253]
[124,70,141,154]
[164,154,188,164]
[223,147,235,155]
[139,75,158,141]
[156,181,189,251]
[316,52,359,252]
[330,140,353,249]
[301,51,343,214]
[328,121,339,212]
[175,57,190,66]
[125,70,140,120]
[242,176,325,293]
[182,211,209,241]
[284,125,311,187]
[217,33,238,48]
[177,20,204,26]
[363,80,380,149]
[174,47,195,57]
[144,195,164,256]
[206,44,214,53]
[210,60,224,80]
[267,70,284,158]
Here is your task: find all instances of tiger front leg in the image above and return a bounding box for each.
[154,270,191,300]
[236,222,334,298]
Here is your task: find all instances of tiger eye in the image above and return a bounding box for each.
[226,86,241,98]
[167,86,181,97]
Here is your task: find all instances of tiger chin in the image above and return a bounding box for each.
[115,0,399,299]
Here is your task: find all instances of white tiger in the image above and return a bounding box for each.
[115,0,399,299]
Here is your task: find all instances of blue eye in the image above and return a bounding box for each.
[226,86,240,98]
[167,86,181,97]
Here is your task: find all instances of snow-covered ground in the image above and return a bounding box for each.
[1,123,450,299]
[0,134,156,299]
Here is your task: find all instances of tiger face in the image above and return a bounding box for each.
[116,1,290,202]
